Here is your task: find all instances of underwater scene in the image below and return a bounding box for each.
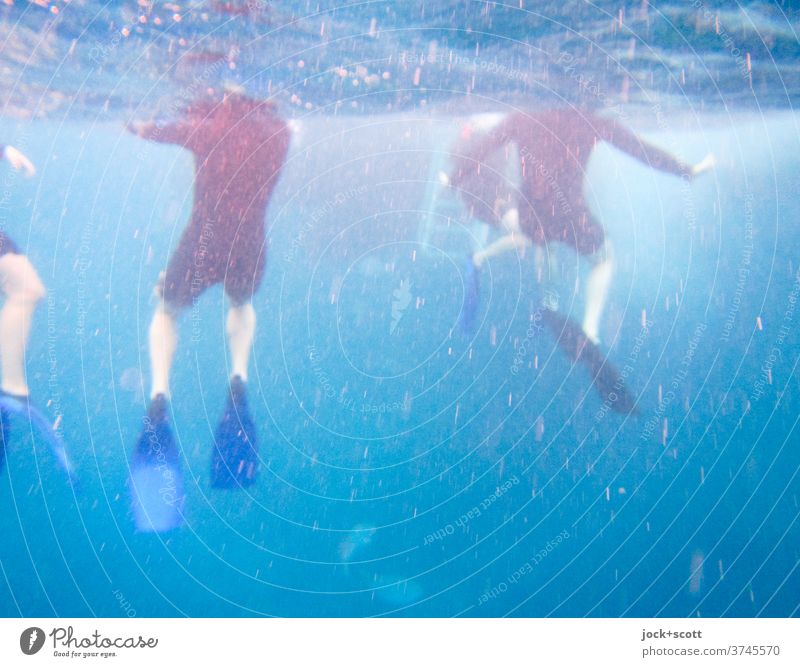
[0,0,798,618]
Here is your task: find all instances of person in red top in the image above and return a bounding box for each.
[0,144,44,401]
[127,89,290,510]
[449,107,714,346]
[446,107,714,412]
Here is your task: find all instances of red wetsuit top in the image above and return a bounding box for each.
[136,95,290,307]
[451,109,691,255]
[449,122,519,226]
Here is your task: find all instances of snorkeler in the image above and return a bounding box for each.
[447,108,714,410]
[0,144,73,479]
[127,89,290,526]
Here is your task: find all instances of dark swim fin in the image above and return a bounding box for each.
[0,392,76,481]
[541,309,637,414]
[210,376,259,489]
[129,395,185,532]
[459,257,481,335]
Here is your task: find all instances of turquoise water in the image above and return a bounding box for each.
[1,1,799,617]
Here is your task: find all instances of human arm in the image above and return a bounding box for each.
[0,144,36,177]
[126,119,196,148]
[599,118,715,179]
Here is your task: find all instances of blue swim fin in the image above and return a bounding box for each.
[459,257,481,335]
[0,393,75,481]
[129,395,185,532]
[210,376,259,489]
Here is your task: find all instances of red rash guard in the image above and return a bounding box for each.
[136,95,290,307]
[451,109,690,255]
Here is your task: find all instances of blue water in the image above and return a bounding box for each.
[1,1,799,617]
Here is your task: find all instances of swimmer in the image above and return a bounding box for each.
[127,89,290,527]
[0,144,72,478]
[447,108,714,410]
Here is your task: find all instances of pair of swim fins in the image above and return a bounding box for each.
[0,392,76,482]
[457,257,635,414]
[129,376,258,533]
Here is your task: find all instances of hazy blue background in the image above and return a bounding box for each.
[0,0,799,617]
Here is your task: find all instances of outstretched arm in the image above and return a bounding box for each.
[0,144,36,177]
[599,118,710,179]
[126,120,196,148]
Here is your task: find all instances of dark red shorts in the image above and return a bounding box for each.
[160,222,266,309]
[524,209,605,257]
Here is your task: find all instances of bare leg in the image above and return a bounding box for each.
[0,253,45,396]
[149,300,178,399]
[472,208,530,267]
[226,301,256,382]
[582,241,614,345]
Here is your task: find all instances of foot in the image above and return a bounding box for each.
[230,374,246,398]
[0,388,29,405]
[147,393,169,423]
[584,332,601,346]
[581,324,601,346]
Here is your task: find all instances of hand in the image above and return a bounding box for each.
[126,121,145,136]
[3,145,35,177]
[690,153,716,178]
